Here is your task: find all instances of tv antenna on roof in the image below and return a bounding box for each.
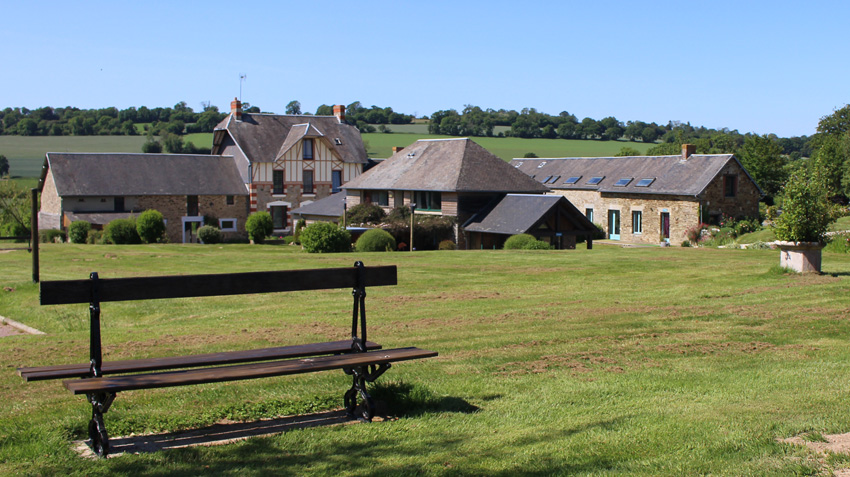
[239,74,247,101]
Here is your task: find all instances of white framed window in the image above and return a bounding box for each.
[219,218,237,232]
[632,211,642,234]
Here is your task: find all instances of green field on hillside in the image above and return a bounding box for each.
[1,244,850,474]
[362,133,654,161]
[0,136,147,177]
[0,132,653,179]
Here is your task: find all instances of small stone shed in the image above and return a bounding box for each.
[464,194,598,249]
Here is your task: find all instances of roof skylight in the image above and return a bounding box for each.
[564,176,582,185]
[635,178,655,187]
[613,178,633,187]
[537,161,547,168]
[587,176,604,185]
[543,176,553,183]
[547,175,561,184]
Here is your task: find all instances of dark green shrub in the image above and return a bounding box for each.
[504,234,536,250]
[197,225,222,244]
[345,203,386,225]
[383,215,455,250]
[355,228,396,252]
[135,209,166,243]
[38,229,66,243]
[523,240,552,250]
[438,240,456,251]
[301,222,351,253]
[104,218,141,244]
[68,221,91,244]
[386,206,411,223]
[246,212,273,244]
[681,240,692,247]
[86,230,104,244]
[203,215,218,227]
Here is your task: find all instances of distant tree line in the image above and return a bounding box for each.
[0,101,228,138]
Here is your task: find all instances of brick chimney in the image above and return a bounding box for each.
[231,97,242,121]
[392,146,404,154]
[333,104,345,123]
[682,143,696,159]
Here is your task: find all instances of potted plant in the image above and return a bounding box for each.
[771,169,834,272]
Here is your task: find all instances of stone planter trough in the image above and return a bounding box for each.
[773,241,824,273]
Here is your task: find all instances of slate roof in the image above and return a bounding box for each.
[510,154,761,197]
[42,153,248,196]
[212,113,367,164]
[342,138,548,193]
[464,194,596,235]
[290,192,345,218]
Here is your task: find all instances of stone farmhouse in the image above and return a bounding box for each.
[211,99,368,234]
[342,138,596,249]
[38,153,249,243]
[510,145,762,245]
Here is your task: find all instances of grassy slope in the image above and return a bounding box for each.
[0,136,147,177]
[1,132,652,178]
[1,245,850,474]
[363,133,653,161]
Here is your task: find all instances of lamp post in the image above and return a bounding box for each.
[342,197,347,229]
[409,202,416,252]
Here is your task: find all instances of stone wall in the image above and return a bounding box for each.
[554,190,700,245]
[698,160,761,221]
[136,194,248,243]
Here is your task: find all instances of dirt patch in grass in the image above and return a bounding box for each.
[655,341,811,356]
[780,433,850,476]
[496,351,620,376]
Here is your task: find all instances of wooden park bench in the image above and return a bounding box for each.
[17,262,437,458]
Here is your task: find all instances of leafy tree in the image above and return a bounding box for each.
[615,146,641,157]
[17,118,38,136]
[0,155,8,176]
[737,134,787,197]
[772,169,834,243]
[135,209,166,243]
[68,220,91,244]
[0,180,30,237]
[345,203,385,225]
[646,142,682,156]
[315,104,333,116]
[286,101,302,115]
[161,133,184,153]
[246,211,273,243]
[104,218,141,244]
[142,139,162,153]
[300,222,351,253]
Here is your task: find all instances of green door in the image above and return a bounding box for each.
[608,210,620,240]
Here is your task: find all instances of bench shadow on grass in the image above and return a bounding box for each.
[84,381,480,458]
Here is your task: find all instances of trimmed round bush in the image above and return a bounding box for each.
[504,233,537,250]
[301,222,351,253]
[104,218,141,244]
[197,225,222,244]
[246,211,273,244]
[136,209,166,243]
[68,221,91,244]
[355,228,396,252]
[438,239,456,251]
[523,240,552,250]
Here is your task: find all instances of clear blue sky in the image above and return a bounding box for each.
[2,1,847,138]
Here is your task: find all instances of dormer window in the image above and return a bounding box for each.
[303,139,314,160]
[334,138,342,145]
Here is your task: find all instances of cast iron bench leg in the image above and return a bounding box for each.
[86,391,115,458]
[344,363,391,422]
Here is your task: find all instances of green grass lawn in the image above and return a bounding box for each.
[363,133,654,161]
[2,244,850,474]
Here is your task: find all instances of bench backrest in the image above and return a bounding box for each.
[39,262,397,378]
[40,265,397,305]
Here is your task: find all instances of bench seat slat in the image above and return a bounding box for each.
[64,347,437,394]
[18,340,382,381]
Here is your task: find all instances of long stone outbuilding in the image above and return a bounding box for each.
[39,153,249,243]
[510,144,762,245]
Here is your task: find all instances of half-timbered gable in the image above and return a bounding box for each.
[212,100,367,233]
